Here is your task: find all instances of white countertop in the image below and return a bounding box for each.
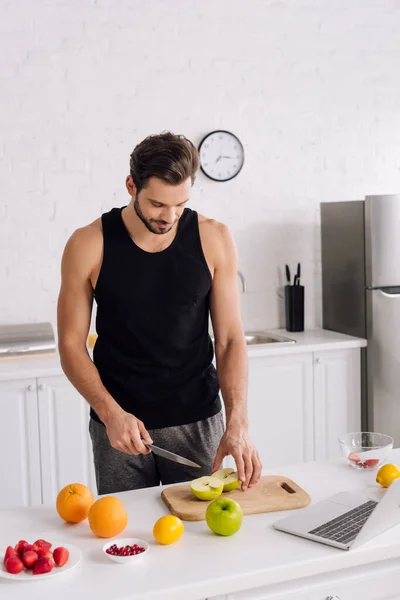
[0,329,366,381]
[0,450,399,600]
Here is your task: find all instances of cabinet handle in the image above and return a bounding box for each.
[27,384,36,392]
[38,384,46,392]
[326,596,341,600]
[315,357,321,364]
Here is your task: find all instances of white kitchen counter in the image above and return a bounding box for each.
[1,450,399,600]
[0,328,366,381]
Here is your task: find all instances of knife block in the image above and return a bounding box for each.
[285,285,304,332]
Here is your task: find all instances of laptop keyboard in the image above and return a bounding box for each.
[308,499,378,545]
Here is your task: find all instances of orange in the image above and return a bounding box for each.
[153,515,184,545]
[376,463,400,488]
[56,483,94,523]
[88,496,128,538]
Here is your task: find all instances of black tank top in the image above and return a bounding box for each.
[91,206,221,429]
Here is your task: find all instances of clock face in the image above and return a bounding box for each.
[198,131,244,182]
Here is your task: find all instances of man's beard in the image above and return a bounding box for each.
[134,196,177,235]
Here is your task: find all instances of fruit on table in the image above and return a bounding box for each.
[212,467,241,492]
[33,556,54,575]
[53,547,69,567]
[34,539,52,550]
[153,515,184,545]
[22,550,39,569]
[348,452,361,464]
[205,497,243,536]
[106,543,146,556]
[376,463,400,488]
[37,548,54,564]
[88,496,128,538]
[3,546,18,565]
[5,556,25,574]
[2,538,70,575]
[190,475,224,500]
[14,540,29,556]
[56,482,94,523]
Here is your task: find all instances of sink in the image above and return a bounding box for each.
[210,331,296,346]
[244,331,296,346]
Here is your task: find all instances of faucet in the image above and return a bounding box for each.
[237,270,247,293]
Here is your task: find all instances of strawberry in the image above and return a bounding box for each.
[3,546,18,566]
[34,539,52,550]
[32,556,54,575]
[364,458,380,467]
[37,549,54,565]
[5,556,24,574]
[22,550,39,569]
[14,540,29,556]
[53,547,69,567]
[348,452,361,463]
[24,543,39,553]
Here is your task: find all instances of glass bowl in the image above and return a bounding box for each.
[338,432,393,470]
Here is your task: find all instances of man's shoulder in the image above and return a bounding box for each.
[64,218,103,260]
[197,213,234,250]
[197,213,231,240]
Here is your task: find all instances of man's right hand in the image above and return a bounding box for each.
[103,408,153,455]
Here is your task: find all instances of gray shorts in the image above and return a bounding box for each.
[89,411,224,495]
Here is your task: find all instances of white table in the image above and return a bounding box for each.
[1,450,400,600]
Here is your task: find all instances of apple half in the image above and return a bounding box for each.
[190,476,224,501]
[212,467,241,492]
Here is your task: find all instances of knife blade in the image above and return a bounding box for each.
[143,442,201,469]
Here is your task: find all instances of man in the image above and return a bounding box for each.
[57,131,262,495]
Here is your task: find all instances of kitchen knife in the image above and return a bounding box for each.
[296,263,301,285]
[143,441,201,468]
[285,264,291,285]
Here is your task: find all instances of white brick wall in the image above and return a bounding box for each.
[1,0,400,333]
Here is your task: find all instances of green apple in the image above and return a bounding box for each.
[190,476,224,501]
[205,497,243,536]
[213,467,241,492]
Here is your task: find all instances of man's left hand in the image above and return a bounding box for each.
[211,429,262,490]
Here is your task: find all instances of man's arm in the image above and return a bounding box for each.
[57,227,152,455]
[209,224,262,489]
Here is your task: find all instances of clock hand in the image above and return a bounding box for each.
[221,155,233,159]
[216,155,222,163]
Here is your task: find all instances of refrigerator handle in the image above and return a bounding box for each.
[377,289,400,299]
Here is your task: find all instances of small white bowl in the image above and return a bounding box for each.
[102,538,150,564]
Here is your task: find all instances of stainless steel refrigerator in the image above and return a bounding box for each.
[321,194,400,444]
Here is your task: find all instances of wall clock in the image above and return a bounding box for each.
[198,130,244,182]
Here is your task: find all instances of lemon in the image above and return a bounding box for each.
[153,515,184,545]
[376,463,400,488]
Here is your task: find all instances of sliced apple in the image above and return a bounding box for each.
[213,467,241,492]
[190,476,224,501]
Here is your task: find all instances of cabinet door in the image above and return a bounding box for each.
[313,349,361,461]
[0,379,42,508]
[37,375,96,504]
[247,353,314,468]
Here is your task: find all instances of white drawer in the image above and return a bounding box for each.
[225,558,400,600]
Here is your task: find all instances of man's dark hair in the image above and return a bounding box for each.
[129,131,199,194]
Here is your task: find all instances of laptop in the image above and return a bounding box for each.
[273,477,400,550]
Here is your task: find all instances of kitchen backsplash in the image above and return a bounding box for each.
[1,0,400,332]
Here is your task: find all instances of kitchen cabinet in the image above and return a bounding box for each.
[247,353,314,467]
[220,556,400,599]
[0,378,41,509]
[247,348,361,468]
[313,348,361,461]
[0,375,95,510]
[37,375,96,504]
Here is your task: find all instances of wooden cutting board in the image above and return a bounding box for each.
[161,475,311,521]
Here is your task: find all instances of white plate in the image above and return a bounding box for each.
[0,543,81,581]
